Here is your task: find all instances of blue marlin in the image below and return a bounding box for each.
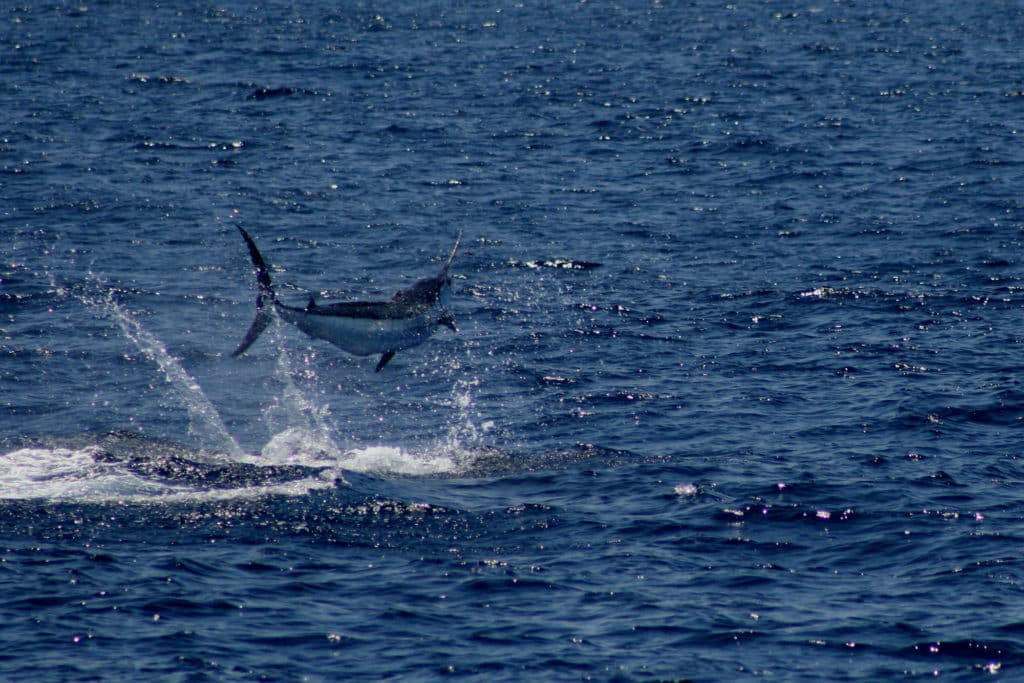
[232,226,461,371]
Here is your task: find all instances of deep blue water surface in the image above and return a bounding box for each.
[3,1,1024,680]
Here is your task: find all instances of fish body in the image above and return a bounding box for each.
[232,226,461,371]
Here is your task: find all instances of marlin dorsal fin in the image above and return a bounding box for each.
[441,231,463,275]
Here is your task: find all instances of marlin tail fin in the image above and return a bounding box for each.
[231,226,277,357]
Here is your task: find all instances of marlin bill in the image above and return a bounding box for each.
[232,226,462,371]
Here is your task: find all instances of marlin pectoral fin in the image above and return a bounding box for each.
[438,313,458,333]
[232,308,273,357]
[375,350,397,372]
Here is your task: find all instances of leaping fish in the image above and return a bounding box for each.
[232,226,461,371]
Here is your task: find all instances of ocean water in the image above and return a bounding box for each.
[3,0,1024,680]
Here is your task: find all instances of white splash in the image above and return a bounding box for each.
[261,325,344,459]
[259,426,343,466]
[74,286,244,460]
[258,427,466,476]
[341,445,462,476]
[9,272,492,504]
